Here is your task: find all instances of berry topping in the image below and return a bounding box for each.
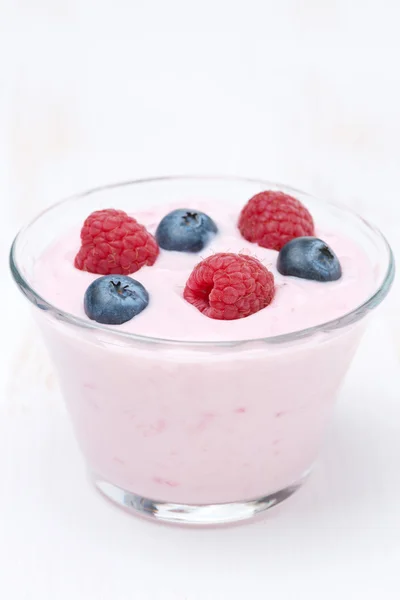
[238,191,315,251]
[75,209,159,275]
[277,237,342,282]
[183,253,275,320]
[155,209,218,252]
[84,275,149,324]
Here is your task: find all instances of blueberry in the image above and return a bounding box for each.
[277,237,342,282]
[84,275,149,325]
[155,209,218,252]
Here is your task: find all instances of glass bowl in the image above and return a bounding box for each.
[10,176,395,525]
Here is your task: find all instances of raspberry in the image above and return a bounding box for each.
[74,209,159,275]
[238,191,315,251]
[183,253,275,320]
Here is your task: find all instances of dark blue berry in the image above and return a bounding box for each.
[84,275,149,324]
[155,209,218,252]
[277,237,342,282]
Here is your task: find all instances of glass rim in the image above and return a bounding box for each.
[9,175,396,348]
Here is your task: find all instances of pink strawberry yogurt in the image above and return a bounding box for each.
[30,200,374,508]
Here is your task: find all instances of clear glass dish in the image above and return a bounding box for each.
[10,176,395,525]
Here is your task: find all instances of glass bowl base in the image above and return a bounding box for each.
[91,472,310,525]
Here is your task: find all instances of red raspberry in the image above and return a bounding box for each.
[74,209,159,275]
[238,191,315,251]
[183,253,275,320]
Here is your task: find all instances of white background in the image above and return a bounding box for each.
[0,1,399,598]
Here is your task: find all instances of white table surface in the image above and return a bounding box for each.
[1,231,399,600]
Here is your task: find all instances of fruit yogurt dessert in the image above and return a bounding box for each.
[10,178,394,524]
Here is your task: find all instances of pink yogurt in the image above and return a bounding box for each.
[32,202,373,505]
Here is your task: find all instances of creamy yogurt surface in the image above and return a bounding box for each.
[33,201,374,342]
